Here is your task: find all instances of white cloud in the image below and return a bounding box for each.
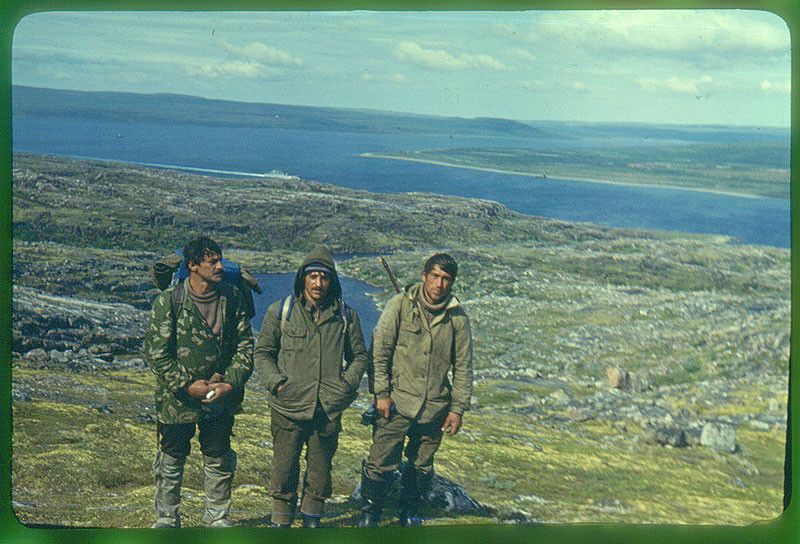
[508,48,537,63]
[760,80,791,94]
[393,41,509,71]
[219,40,303,67]
[637,75,713,95]
[187,60,285,80]
[523,10,788,62]
[362,72,407,83]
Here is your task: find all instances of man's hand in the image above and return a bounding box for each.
[187,379,212,399]
[203,381,232,403]
[441,412,462,436]
[376,397,394,419]
[187,377,233,403]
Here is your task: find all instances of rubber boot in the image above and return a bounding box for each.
[398,465,431,527]
[202,449,237,527]
[358,460,389,528]
[151,450,186,528]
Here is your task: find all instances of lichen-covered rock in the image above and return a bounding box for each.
[701,423,737,453]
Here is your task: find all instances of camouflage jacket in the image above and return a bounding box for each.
[145,279,254,424]
[372,283,473,424]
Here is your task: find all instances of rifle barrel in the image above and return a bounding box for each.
[380,256,401,293]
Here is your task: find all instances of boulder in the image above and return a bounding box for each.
[351,462,488,517]
[607,367,630,389]
[644,426,688,448]
[701,423,737,453]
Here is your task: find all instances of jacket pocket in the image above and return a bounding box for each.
[396,323,420,347]
[280,325,307,352]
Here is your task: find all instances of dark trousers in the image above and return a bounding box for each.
[270,404,341,515]
[158,413,235,459]
[364,410,446,479]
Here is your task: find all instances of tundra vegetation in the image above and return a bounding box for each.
[11,154,788,528]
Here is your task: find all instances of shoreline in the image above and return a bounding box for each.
[360,152,770,200]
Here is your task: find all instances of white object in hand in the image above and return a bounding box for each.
[205,389,217,399]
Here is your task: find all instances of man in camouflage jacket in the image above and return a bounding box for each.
[360,253,473,527]
[255,246,369,528]
[145,235,254,528]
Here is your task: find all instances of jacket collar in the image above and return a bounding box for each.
[404,283,460,327]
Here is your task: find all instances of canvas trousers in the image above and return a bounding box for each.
[364,409,447,480]
[270,403,341,525]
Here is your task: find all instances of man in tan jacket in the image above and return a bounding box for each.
[360,253,473,527]
[255,246,369,528]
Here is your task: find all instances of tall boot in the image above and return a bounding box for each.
[152,450,186,528]
[299,496,324,528]
[202,449,237,527]
[271,498,295,527]
[398,465,431,527]
[358,460,389,528]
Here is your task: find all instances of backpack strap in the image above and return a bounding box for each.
[337,299,351,335]
[280,294,294,334]
[171,281,186,316]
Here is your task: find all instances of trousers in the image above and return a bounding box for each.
[364,409,446,479]
[270,403,341,521]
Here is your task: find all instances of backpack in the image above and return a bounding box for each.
[152,250,262,320]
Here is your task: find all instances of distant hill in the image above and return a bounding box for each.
[11,85,558,138]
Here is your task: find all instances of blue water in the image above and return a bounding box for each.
[12,116,790,248]
[250,273,382,340]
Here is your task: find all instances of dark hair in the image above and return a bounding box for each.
[423,252,458,281]
[183,235,222,268]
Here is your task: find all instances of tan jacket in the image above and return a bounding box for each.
[373,283,473,423]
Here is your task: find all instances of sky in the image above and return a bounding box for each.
[10,9,792,127]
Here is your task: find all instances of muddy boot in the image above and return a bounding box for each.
[358,461,389,528]
[202,449,237,527]
[152,451,186,528]
[398,465,431,527]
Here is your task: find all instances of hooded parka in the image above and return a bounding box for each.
[255,246,369,421]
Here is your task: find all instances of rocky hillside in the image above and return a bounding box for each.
[13,153,580,254]
[11,154,789,528]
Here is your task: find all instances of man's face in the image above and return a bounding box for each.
[304,270,331,304]
[422,264,454,304]
[188,252,224,285]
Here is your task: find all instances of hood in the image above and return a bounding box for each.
[293,245,342,302]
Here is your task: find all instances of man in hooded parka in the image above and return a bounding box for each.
[255,246,369,527]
